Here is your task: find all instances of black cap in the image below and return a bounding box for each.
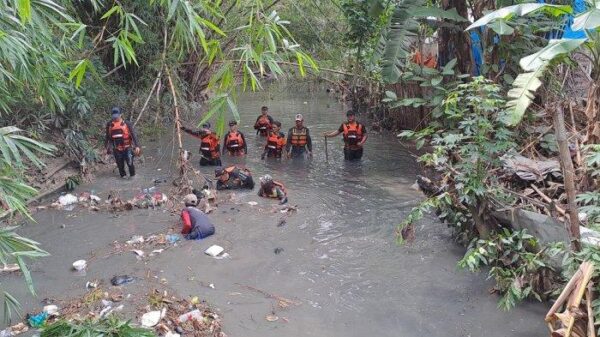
[111,107,122,115]
[273,121,281,127]
[202,122,211,129]
[229,120,237,126]
[214,167,224,177]
[346,110,355,117]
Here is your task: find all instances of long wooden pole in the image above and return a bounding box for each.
[324,136,329,161]
[166,67,184,166]
[554,104,581,252]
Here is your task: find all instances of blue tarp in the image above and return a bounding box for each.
[466,0,587,75]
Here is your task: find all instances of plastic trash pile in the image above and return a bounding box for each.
[52,192,102,211]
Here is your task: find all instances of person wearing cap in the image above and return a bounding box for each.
[261,121,286,160]
[257,174,287,204]
[180,194,215,240]
[215,166,254,190]
[286,113,312,159]
[324,110,368,161]
[104,107,141,178]
[222,120,247,156]
[181,122,222,166]
[254,106,274,136]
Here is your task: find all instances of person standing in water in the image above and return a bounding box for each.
[261,121,286,159]
[254,106,274,136]
[105,107,140,178]
[181,122,222,166]
[286,114,312,159]
[324,110,368,161]
[222,120,247,156]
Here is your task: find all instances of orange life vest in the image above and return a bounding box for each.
[200,134,220,159]
[266,132,286,153]
[256,115,272,131]
[109,121,132,151]
[342,122,363,147]
[290,127,308,147]
[225,132,244,153]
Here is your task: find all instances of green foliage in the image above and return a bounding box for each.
[41,316,156,337]
[65,175,82,191]
[575,145,600,230]
[0,127,54,322]
[399,78,516,240]
[385,58,464,116]
[458,229,561,310]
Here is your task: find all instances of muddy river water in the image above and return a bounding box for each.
[3,84,548,336]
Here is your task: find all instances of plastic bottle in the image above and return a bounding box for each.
[178,309,202,323]
[142,186,156,194]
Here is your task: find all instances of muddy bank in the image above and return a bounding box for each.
[2,86,548,336]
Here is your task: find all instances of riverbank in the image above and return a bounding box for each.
[2,87,549,336]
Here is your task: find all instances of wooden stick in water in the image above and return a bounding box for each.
[324,136,329,161]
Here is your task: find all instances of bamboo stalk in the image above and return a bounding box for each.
[547,268,583,321]
[166,68,183,152]
[134,68,162,126]
[587,282,595,337]
[554,104,582,251]
[569,102,583,167]
[566,262,595,337]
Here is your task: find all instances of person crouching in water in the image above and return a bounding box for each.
[258,174,287,204]
[261,121,286,160]
[215,166,255,190]
[181,194,215,240]
[105,107,140,179]
[181,122,222,166]
[223,120,247,156]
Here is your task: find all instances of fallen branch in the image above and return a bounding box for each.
[530,184,567,216]
[236,284,301,307]
[44,161,76,181]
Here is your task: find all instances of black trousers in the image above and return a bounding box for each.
[200,157,222,166]
[114,148,135,177]
[289,146,306,158]
[344,147,363,161]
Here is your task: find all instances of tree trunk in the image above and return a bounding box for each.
[553,104,582,252]
[439,0,472,74]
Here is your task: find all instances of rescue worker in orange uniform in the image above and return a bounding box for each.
[254,106,274,136]
[261,121,286,159]
[181,122,222,166]
[258,174,287,204]
[286,113,312,159]
[222,120,247,156]
[324,110,368,161]
[104,107,140,178]
[215,166,254,190]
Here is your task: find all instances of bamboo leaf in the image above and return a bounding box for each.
[17,0,32,23]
